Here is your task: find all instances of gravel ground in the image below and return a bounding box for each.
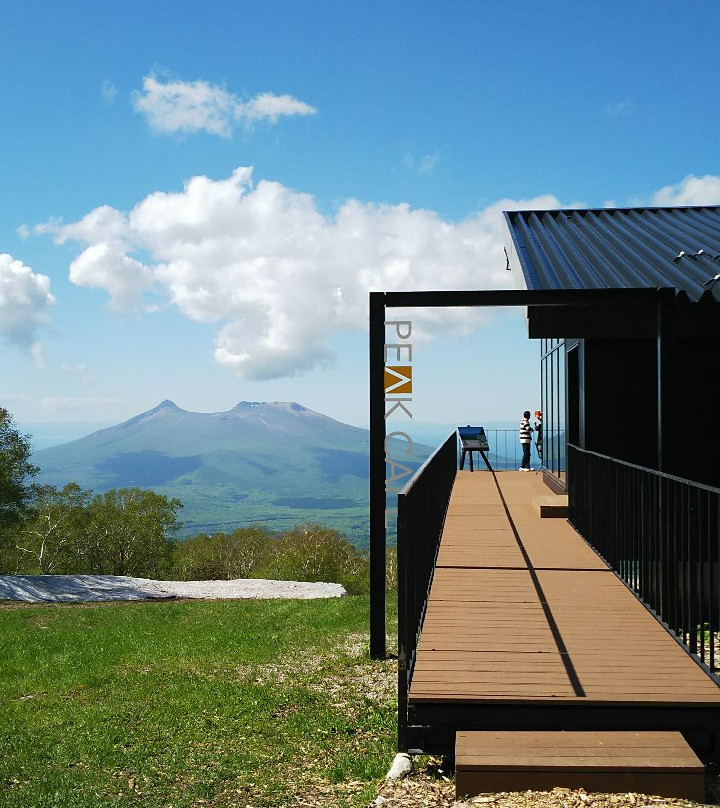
[373,773,720,808]
[0,574,347,603]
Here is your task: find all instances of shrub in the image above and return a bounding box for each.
[173,522,371,594]
[172,526,273,580]
[261,523,370,595]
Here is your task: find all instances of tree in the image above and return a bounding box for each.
[9,483,182,578]
[83,488,181,578]
[13,483,92,574]
[0,408,38,571]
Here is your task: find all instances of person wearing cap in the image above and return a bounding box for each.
[534,410,543,461]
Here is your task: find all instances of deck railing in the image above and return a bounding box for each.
[462,429,543,471]
[397,432,457,751]
[568,444,720,673]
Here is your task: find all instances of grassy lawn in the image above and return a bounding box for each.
[0,596,397,807]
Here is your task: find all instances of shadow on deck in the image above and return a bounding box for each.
[405,471,720,759]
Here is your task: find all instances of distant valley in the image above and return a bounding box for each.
[30,400,434,548]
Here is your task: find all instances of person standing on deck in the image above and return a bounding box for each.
[534,410,543,461]
[519,410,533,471]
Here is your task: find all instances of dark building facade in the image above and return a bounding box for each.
[504,205,720,490]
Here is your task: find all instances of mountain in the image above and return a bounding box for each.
[31,400,433,548]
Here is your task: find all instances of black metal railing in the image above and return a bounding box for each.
[568,444,719,673]
[463,429,543,472]
[396,432,457,751]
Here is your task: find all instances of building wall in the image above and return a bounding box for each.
[674,338,720,487]
[581,338,658,469]
[565,336,719,488]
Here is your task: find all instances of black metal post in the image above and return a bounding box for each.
[396,486,409,750]
[369,292,387,659]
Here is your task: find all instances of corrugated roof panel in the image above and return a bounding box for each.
[654,208,720,260]
[666,207,720,248]
[510,212,551,289]
[537,213,605,288]
[573,211,656,286]
[562,211,630,288]
[504,206,720,301]
[593,210,695,291]
[527,213,589,288]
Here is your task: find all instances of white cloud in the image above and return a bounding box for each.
[132,74,316,137]
[68,243,154,311]
[651,174,720,207]
[31,216,64,238]
[244,93,316,124]
[0,253,55,350]
[54,205,129,246]
[40,167,561,380]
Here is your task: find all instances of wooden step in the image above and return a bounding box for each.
[455,730,704,801]
[534,494,568,517]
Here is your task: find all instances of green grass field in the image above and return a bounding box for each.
[0,597,398,807]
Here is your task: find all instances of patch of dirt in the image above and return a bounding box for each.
[234,631,396,708]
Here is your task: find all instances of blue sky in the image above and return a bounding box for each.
[2,1,720,445]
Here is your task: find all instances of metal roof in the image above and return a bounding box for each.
[504,206,720,302]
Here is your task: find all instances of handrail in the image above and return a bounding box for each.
[568,443,719,673]
[569,444,720,493]
[396,432,457,751]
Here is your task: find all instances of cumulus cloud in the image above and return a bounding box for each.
[37,167,561,380]
[132,74,316,137]
[0,253,55,351]
[68,244,154,311]
[651,174,720,207]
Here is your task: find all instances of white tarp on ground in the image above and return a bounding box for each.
[0,575,347,603]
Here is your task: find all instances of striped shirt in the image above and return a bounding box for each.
[519,417,533,444]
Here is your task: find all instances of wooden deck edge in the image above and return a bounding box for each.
[455,731,705,802]
[456,770,705,801]
[534,494,569,518]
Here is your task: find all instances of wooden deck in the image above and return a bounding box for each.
[455,730,706,800]
[407,471,720,755]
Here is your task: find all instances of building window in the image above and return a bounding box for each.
[540,339,566,481]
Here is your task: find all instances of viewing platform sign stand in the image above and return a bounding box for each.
[457,426,491,472]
